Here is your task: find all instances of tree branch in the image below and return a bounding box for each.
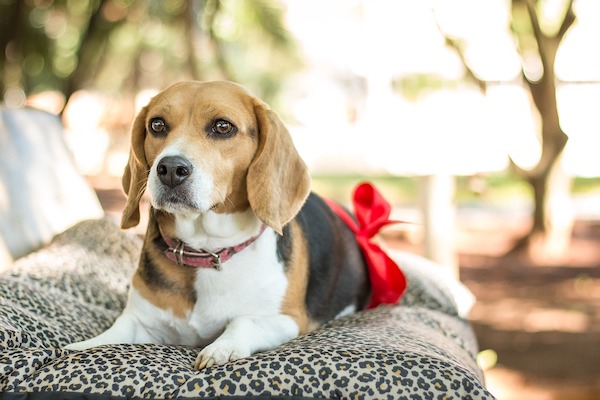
[431,6,486,93]
[182,0,201,80]
[558,0,576,38]
[63,0,109,106]
[443,37,487,93]
[522,0,549,78]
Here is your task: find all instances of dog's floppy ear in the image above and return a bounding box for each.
[121,106,149,229]
[247,100,311,234]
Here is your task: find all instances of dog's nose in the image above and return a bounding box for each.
[156,156,193,188]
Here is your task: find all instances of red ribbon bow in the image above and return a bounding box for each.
[325,182,407,309]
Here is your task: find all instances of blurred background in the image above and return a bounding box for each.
[1,0,599,398]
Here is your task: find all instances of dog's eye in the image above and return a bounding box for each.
[149,118,167,135]
[211,120,237,137]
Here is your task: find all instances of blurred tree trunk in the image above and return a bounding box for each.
[62,0,112,109]
[0,1,22,96]
[181,0,202,80]
[510,0,574,259]
[437,0,575,260]
[203,0,234,81]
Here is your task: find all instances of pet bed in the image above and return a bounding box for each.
[1,219,494,399]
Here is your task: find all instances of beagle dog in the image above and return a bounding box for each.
[66,81,370,369]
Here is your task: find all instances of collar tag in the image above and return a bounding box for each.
[202,249,222,270]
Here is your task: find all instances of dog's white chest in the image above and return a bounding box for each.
[155,234,287,346]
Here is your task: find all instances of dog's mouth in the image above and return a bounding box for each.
[150,187,222,216]
[151,187,201,212]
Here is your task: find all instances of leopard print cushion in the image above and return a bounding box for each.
[0,219,494,399]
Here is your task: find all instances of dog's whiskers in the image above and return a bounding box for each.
[134,173,149,195]
[217,192,227,210]
[215,190,235,212]
[224,195,235,211]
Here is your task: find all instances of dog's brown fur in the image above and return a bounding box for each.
[67,81,369,370]
[121,81,314,330]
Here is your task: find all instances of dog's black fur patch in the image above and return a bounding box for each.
[141,236,197,305]
[295,193,370,323]
[276,224,293,266]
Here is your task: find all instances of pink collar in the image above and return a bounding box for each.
[161,224,267,270]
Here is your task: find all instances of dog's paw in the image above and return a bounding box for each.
[64,337,106,351]
[64,341,91,351]
[194,339,250,370]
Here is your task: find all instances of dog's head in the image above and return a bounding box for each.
[121,81,311,234]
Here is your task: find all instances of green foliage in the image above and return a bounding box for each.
[394,74,460,101]
[572,177,600,194]
[0,0,300,107]
[206,0,301,104]
[311,175,418,206]
[311,172,600,209]
[455,173,531,204]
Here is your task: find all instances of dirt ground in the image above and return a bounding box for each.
[457,221,600,400]
[93,186,600,400]
[384,213,600,400]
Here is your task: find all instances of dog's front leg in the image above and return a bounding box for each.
[194,314,299,369]
[65,313,157,350]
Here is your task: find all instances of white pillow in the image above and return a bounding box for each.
[0,107,104,265]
